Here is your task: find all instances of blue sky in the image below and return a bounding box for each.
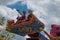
[7,1,28,12]
[7,1,28,16]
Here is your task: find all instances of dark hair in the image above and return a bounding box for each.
[23,11,26,14]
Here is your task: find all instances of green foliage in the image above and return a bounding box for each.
[1,30,15,39]
[0,17,5,25]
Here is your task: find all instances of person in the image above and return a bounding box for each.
[27,10,33,21]
[16,9,22,15]
[21,11,27,21]
[17,16,21,21]
[16,9,22,23]
[17,11,27,23]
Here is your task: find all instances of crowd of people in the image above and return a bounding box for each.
[16,9,34,23]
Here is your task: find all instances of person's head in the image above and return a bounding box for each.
[28,10,33,14]
[16,9,20,13]
[22,11,26,16]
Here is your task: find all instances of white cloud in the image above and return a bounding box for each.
[0,5,20,29]
[26,0,60,34]
[0,0,22,5]
[21,0,26,5]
